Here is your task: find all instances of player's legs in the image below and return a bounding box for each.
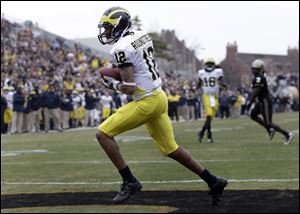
[96,100,153,170]
[145,102,214,180]
[96,118,142,204]
[96,130,142,204]
[145,93,227,203]
[96,99,159,203]
[144,112,178,155]
[261,98,290,139]
[207,98,218,143]
[96,131,127,169]
[201,116,212,140]
[96,93,168,201]
[199,94,218,143]
[250,102,271,134]
[167,145,228,204]
[199,95,210,142]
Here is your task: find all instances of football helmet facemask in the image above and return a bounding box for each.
[204,57,216,72]
[251,59,265,75]
[98,7,132,45]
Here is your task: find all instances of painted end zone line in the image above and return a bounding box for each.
[1,179,299,185]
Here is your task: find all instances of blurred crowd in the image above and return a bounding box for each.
[1,18,299,134]
[1,18,128,134]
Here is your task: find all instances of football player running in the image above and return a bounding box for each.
[198,58,226,143]
[95,7,227,205]
[247,59,294,145]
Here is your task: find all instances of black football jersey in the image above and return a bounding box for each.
[251,74,270,101]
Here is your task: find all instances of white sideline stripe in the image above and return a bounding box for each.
[2,158,299,165]
[1,179,299,186]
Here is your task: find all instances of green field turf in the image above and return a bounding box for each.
[2,112,299,193]
[1,112,299,212]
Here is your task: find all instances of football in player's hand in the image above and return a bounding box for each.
[99,67,122,82]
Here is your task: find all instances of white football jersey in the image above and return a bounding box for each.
[110,30,162,101]
[198,68,224,95]
[4,91,14,109]
[101,95,112,108]
[72,95,81,109]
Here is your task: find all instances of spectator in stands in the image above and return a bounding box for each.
[64,76,75,91]
[28,86,41,133]
[187,89,197,121]
[180,85,190,121]
[100,91,113,122]
[71,90,82,128]
[44,84,62,132]
[168,90,180,121]
[1,89,8,134]
[3,86,14,134]
[84,89,98,127]
[232,90,243,118]
[60,89,73,130]
[11,85,25,134]
[240,90,247,116]
[120,94,128,107]
[193,90,202,120]
[219,90,231,119]
[23,88,31,133]
[229,91,237,118]
[112,92,122,110]
[39,83,48,131]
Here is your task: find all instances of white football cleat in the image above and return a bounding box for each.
[284,133,294,145]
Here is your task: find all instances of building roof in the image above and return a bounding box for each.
[238,53,291,67]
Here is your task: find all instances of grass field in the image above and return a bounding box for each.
[1,112,299,212]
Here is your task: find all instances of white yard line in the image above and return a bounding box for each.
[1,178,299,186]
[2,158,299,165]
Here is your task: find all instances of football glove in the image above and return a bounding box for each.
[100,76,121,91]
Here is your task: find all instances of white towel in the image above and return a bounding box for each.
[209,95,216,107]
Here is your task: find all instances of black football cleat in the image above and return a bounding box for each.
[198,131,204,143]
[113,180,142,204]
[209,177,228,205]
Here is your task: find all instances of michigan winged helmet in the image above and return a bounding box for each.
[97,7,132,45]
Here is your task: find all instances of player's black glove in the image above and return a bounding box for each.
[100,76,120,91]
